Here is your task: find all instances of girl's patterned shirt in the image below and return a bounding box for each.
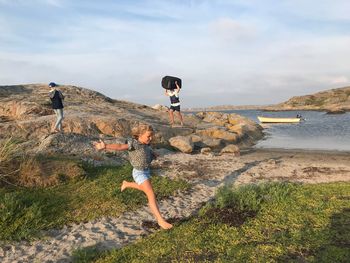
[126,138,154,170]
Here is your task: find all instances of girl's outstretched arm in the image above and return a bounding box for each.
[93,140,128,151]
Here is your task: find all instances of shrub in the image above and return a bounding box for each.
[215,182,299,212]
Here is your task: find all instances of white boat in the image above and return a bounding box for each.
[257,116,301,123]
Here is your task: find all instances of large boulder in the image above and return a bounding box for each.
[189,134,202,144]
[33,133,99,155]
[220,144,240,156]
[169,135,194,153]
[201,137,223,148]
[227,123,263,140]
[152,104,168,112]
[226,124,245,138]
[200,147,212,154]
[201,111,228,126]
[196,127,238,142]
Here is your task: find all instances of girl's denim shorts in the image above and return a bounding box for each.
[132,168,151,185]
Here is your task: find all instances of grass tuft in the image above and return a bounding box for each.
[0,137,20,186]
[72,246,107,263]
[0,137,19,164]
[214,182,298,212]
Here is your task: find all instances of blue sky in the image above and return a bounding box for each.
[1,0,350,107]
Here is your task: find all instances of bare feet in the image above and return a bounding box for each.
[158,220,173,230]
[121,180,127,192]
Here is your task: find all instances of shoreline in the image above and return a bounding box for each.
[183,108,350,113]
[250,147,350,156]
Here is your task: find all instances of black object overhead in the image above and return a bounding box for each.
[161,76,182,90]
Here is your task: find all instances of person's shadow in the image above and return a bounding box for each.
[313,207,350,262]
[278,207,350,262]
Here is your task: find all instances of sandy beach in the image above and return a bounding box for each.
[1,148,350,262]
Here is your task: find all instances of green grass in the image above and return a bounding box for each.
[77,182,350,263]
[0,163,190,241]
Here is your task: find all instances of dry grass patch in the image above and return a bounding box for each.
[0,137,85,187]
[0,137,20,186]
[18,156,85,187]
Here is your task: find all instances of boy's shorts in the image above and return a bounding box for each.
[132,168,151,185]
[170,105,180,112]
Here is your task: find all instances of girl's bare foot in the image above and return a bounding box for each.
[158,220,173,230]
[121,180,127,192]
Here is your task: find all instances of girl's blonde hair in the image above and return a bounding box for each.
[131,123,154,139]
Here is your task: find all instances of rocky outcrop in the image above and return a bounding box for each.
[196,127,238,142]
[194,111,263,141]
[0,101,53,119]
[326,107,346,114]
[263,86,350,112]
[152,104,168,112]
[166,111,263,153]
[0,84,263,155]
[185,86,350,113]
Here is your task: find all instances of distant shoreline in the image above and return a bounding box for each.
[183,107,350,113]
[250,147,350,155]
[183,105,268,112]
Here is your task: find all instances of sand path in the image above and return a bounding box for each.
[1,149,349,262]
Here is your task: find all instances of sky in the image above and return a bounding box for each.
[1,0,350,107]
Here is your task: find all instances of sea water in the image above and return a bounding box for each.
[217,110,350,152]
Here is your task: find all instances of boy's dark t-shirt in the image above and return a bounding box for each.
[50,90,64,109]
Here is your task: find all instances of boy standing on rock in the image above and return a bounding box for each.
[165,81,184,126]
[48,82,64,133]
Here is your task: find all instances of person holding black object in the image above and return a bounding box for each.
[164,80,184,126]
[48,82,65,133]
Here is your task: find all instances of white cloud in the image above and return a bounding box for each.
[0,0,63,6]
[278,0,350,21]
[330,76,349,85]
[43,0,63,7]
[209,17,257,42]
